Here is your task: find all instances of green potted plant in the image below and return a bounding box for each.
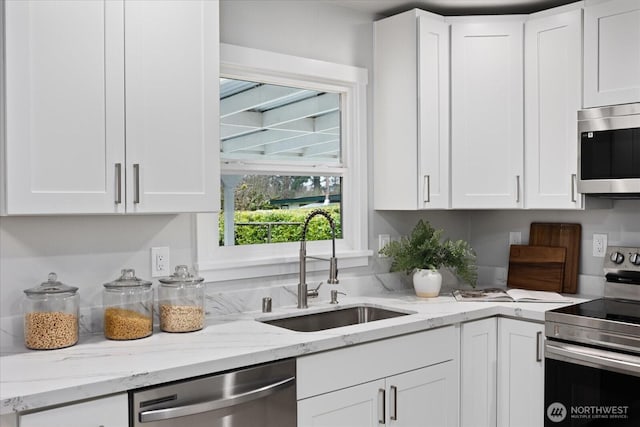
[379,219,477,297]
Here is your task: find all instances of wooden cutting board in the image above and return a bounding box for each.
[529,223,581,294]
[507,245,566,292]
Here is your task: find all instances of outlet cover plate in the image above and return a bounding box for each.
[593,234,607,257]
[151,246,170,277]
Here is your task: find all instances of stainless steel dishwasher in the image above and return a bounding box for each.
[130,358,296,427]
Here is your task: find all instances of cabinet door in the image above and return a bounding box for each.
[584,0,640,107]
[525,8,583,209]
[19,394,128,427]
[124,0,219,213]
[4,0,125,214]
[460,318,497,427]
[373,10,449,211]
[451,20,524,208]
[418,15,450,209]
[497,318,545,427]
[297,379,385,427]
[373,11,420,211]
[388,361,459,427]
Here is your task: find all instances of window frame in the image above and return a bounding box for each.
[195,44,370,282]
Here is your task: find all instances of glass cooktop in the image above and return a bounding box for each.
[551,298,640,326]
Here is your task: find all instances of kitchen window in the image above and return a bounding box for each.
[195,44,370,282]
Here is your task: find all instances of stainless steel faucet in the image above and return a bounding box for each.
[298,209,339,308]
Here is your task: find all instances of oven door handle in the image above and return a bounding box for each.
[138,376,295,422]
[545,340,640,377]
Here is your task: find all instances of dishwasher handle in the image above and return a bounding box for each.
[139,376,295,423]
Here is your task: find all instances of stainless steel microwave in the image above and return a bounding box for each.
[578,103,640,197]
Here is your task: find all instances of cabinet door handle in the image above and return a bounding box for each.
[571,173,577,202]
[114,163,122,204]
[515,175,521,203]
[133,164,140,204]
[423,175,430,203]
[390,385,398,421]
[536,331,543,362]
[378,388,385,424]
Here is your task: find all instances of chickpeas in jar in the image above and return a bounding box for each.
[23,273,79,350]
[159,265,205,333]
[103,269,153,340]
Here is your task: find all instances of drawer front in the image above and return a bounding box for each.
[297,325,458,399]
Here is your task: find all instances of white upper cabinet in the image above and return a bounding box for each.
[2,0,219,215]
[374,10,450,210]
[418,15,451,209]
[450,18,525,208]
[4,0,125,214]
[524,7,583,209]
[584,0,640,107]
[124,0,219,213]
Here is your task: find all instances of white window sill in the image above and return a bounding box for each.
[197,249,372,282]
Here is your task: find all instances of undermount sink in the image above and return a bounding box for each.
[259,305,412,332]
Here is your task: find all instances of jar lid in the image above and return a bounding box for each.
[103,269,152,289]
[159,265,204,286]
[24,272,79,295]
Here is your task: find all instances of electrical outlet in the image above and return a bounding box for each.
[378,234,391,257]
[509,231,522,246]
[593,234,607,257]
[151,246,170,277]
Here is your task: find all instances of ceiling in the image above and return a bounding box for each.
[336,0,578,17]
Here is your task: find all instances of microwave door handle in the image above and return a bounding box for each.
[138,376,295,422]
[545,341,640,377]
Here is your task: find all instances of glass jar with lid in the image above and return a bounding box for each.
[23,273,79,350]
[158,265,205,333]
[103,269,153,340]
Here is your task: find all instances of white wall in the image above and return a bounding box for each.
[468,200,640,277]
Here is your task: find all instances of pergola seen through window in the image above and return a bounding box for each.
[219,78,343,247]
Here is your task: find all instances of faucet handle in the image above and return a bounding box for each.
[307,281,324,298]
[330,289,347,304]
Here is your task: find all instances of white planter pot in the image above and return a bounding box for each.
[412,269,442,298]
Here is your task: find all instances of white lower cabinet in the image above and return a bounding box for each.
[387,361,458,427]
[298,379,386,426]
[497,318,545,427]
[460,317,497,427]
[461,317,545,427]
[18,393,128,427]
[297,325,459,427]
[298,362,458,427]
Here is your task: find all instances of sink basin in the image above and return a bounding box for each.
[259,305,412,332]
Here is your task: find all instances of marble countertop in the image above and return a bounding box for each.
[0,290,588,415]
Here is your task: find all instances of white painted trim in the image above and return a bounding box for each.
[196,44,370,282]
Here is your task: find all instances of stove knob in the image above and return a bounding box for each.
[631,253,640,266]
[610,251,625,264]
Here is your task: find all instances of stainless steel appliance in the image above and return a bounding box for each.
[131,358,296,427]
[544,246,640,426]
[577,103,640,197]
